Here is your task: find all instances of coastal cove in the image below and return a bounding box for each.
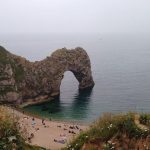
[1,1,150,149]
[1,33,150,123]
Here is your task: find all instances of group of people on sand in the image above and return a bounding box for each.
[31,117,49,128]
[20,112,84,147]
[53,124,83,144]
[56,124,83,137]
[68,125,82,135]
[28,117,50,143]
[30,117,68,145]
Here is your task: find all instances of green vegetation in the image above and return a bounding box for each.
[0,46,25,83]
[0,106,45,150]
[12,63,25,82]
[140,113,150,126]
[63,113,150,150]
[0,46,10,64]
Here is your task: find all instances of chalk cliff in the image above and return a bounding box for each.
[0,46,94,104]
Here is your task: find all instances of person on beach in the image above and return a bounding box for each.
[54,138,66,144]
[28,133,34,143]
[32,117,36,127]
[42,118,45,125]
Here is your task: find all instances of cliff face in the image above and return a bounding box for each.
[0,46,94,104]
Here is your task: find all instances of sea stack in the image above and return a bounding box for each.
[0,46,94,104]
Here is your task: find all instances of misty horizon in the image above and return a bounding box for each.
[0,0,150,34]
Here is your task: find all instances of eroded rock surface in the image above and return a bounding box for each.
[0,46,94,104]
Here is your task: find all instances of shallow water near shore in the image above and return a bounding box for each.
[23,88,94,123]
[1,33,150,123]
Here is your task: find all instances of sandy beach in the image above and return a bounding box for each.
[10,108,88,150]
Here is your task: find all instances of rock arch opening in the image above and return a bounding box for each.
[60,71,78,93]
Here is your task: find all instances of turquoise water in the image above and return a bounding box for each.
[1,33,150,123]
[23,88,93,123]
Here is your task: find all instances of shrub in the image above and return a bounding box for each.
[139,113,150,126]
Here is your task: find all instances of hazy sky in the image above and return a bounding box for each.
[0,0,150,34]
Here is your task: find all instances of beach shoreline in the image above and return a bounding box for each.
[7,105,89,150]
[13,105,89,126]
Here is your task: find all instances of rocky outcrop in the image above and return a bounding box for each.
[0,46,94,104]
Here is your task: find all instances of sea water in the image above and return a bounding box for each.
[0,33,150,123]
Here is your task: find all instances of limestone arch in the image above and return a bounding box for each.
[50,47,95,96]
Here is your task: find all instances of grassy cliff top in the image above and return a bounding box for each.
[0,46,11,64]
[63,113,150,150]
[0,46,9,54]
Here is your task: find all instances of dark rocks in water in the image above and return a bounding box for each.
[0,46,94,104]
